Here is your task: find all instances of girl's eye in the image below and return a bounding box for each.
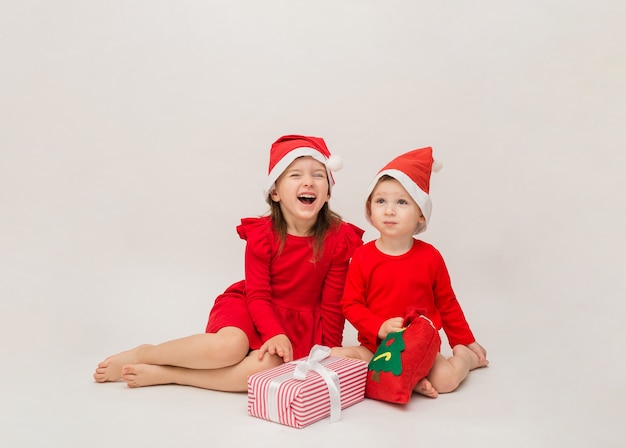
[375,198,385,204]
[398,199,408,205]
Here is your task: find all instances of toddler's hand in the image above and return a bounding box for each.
[259,334,293,363]
[378,317,404,340]
[467,341,489,367]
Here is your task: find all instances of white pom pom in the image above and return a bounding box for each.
[326,154,343,172]
[432,159,443,173]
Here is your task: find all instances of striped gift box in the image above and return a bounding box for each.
[248,350,368,428]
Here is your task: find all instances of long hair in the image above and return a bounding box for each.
[267,196,342,263]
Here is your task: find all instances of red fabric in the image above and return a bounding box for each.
[376,146,433,194]
[268,135,331,173]
[206,216,364,360]
[365,311,441,404]
[341,239,475,353]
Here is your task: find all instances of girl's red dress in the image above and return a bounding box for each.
[206,216,364,360]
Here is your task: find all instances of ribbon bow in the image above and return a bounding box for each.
[267,345,342,424]
[294,345,341,422]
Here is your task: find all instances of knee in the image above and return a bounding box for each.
[247,352,282,376]
[331,346,372,362]
[215,328,250,364]
[330,346,351,358]
[258,353,283,370]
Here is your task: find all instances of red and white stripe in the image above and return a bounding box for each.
[248,356,368,429]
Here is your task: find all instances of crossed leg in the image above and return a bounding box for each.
[121,349,284,392]
[93,327,249,383]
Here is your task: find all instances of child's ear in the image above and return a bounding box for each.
[418,215,426,223]
[270,189,280,203]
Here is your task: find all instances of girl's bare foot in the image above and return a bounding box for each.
[93,345,151,382]
[414,377,438,398]
[122,364,172,388]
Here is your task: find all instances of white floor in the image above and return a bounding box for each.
[2,296,623,448]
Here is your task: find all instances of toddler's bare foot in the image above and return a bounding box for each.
[414,377,438,398]
[93,345,151,382]
[122,364,173,388]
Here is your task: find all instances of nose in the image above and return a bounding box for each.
[384,202,396,215]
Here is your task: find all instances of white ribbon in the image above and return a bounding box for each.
[267,345,342,424]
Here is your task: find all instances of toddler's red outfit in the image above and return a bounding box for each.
[342,239,475,354]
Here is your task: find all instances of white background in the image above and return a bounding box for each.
[1,1,624,447]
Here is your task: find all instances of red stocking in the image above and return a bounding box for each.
[365,309,441,404]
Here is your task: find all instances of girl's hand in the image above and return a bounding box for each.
[467,341,489,367]
[259,334,293,363]
[378,317,404,340]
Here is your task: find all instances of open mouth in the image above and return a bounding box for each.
[298,194,316,204]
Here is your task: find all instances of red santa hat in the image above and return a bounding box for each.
[266,134,343,194]
[365,146,442,235]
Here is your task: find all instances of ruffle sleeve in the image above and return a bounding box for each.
[331,222,365,264]
[236,216,273,244]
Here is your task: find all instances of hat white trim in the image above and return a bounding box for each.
[266,147,334,194]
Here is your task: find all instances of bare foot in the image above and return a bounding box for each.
[122,364,173,388]
[414,377,438,398]
[93,345,151,382]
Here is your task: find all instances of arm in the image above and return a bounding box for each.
[236,219,293,362]
[431,250,476,348]
[244,243,294,361]
[340,250,387,351]
[243,239,287,345]
[320,223,365,347]
[319,258,347,348]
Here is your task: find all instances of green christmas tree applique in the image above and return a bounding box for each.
[368,328,406,382]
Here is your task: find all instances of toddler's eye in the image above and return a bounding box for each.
[398,199,408,205]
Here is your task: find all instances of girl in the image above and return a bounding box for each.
[94,135,364,391]
[331,147,488,398]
